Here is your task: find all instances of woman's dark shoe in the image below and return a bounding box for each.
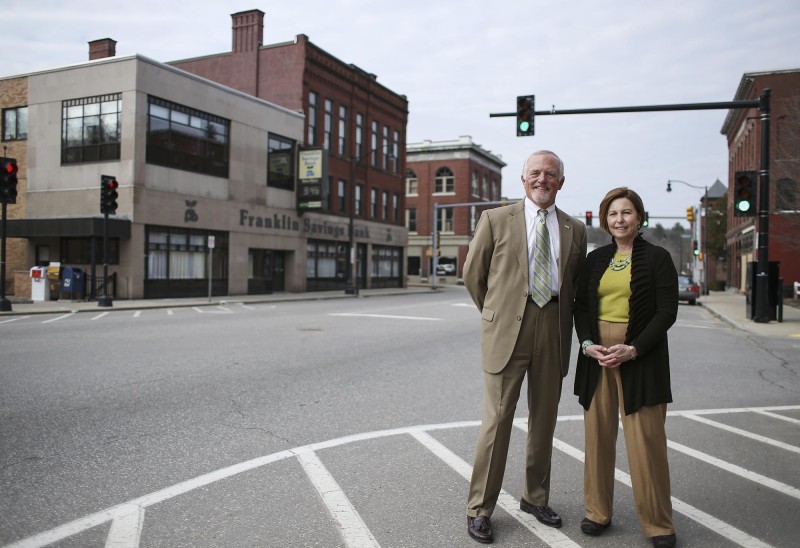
[580,517,611,536]
[651,533,677,548]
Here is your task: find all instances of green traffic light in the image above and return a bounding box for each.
[519,121,530,132]
[737,201,751,213]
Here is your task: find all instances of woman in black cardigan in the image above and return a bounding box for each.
[573,187,678,548]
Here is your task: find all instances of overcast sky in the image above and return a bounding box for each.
[6,0,800,225]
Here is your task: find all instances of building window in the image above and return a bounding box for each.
[371,245,401,278]
[306,240,347,280]
[482,176,488,199]
[338,105,347,156]
[146,226,227,281]
[323,99,332,150]
[776,178,798,211]
[355,184,363,216]
[3,106,28,141]
[434,167,455,194]
[62,93,121,164]
[267,133,296,190]
[370,121,378,166]
[382,125,389,170]
[438,207,454,232]
[407,207,417,232]
[61,237,118,264]
[471,171,479,196]
[308,92,318,145]
[406,169,418,195]
[382,190,389,220]
[356,113,364,160]
[393,193,399,223]
[146,96,229,178]
[338,179,347,212]
[392,130,400,174]
[370,188,377,218]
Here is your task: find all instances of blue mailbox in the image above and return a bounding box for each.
[61,267,85,300]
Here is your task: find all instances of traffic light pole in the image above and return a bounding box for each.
[492,91,772,322]
[0,199,10,312]
[754,90,771,323]
[97,212,112,307]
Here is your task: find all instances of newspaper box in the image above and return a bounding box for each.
[30,267,50,301]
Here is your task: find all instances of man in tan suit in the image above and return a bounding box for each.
[464,150,587,544]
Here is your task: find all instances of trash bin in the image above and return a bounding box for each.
[30,267,50,301]
[61,266,85,300]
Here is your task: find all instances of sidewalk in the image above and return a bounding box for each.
[3,285,799,339]
[0,284,439,315]
[697,290,800,339]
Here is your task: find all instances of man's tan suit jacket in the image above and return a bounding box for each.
[463,200,587,376]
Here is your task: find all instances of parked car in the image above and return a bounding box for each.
[436,263,456,275]
[678,275,700,305]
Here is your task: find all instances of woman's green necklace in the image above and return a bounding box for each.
[608,253,632,271]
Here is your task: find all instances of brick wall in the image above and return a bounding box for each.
[0,76,28,296]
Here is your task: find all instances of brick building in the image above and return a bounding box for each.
[721,68,800,295]
[170,9,409,290]
[405,136,506,281]
[0,9,409,301]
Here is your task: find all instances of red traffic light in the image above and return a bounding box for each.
[107,178,118,190]
[4,161,18,175]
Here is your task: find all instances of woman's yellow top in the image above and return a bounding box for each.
[598,253,632,322]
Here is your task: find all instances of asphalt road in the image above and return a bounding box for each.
[1,286,798,547]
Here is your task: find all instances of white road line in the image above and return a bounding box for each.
[132,311,141,318]
[411,430,579,548]
[92,312,110,321]
[329,313,442,321]
[238,303,256,310]
[754,410,800,425]
[10,406,797,548]
[675,412,800,454]
[193,306,233,314]
[667,439,800,500]
[542,431,773,548]
[295,450,380,548]
[166,309,173,315]
[0,315,31,324]
[104,504,144,548]
[41,313,73,324]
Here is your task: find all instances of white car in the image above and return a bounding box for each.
[436,263,456,275]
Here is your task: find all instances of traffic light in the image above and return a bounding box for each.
[100,175,119,214]
[0,158,18,205]
[686,206,695,223]
[516,95,535,136]
[693,240,699,256]
[733,171,756,217]
[585,211,593,226]
[642,211,649,227]
[435,231,441,248]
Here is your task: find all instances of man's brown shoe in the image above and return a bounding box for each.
[519,498,562,528]
[467,515,493,543]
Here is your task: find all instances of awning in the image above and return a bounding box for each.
[3,217,131,238]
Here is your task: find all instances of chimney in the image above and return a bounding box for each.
[232,9,264,53]
[89,38,117,60]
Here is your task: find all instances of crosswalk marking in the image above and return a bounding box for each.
[296,450,380,548]
[411,430,579,547]
[5,406,798,548]
[675,411,800,454]
[330,312,443,321]
[540,428,773,548]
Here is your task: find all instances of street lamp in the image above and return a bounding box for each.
[667,179,709,295]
